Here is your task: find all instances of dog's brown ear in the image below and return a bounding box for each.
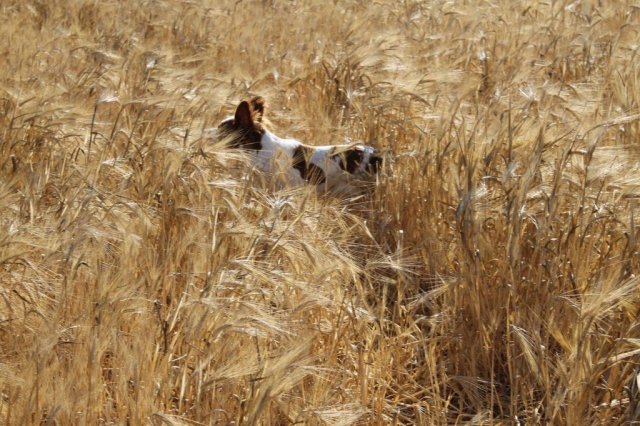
[249,96,266,122]
[234,101,253,128]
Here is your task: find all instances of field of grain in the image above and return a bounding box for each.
[1,1,640,424]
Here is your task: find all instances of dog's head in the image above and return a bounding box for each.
[217,96,267,150]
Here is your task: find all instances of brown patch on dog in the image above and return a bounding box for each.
[367,152,383,174]
[333,147,383,175]
[293,145,326,184]
[218,99,265,150]
[334,148,364,174]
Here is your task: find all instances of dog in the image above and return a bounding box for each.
[213,96,382,188]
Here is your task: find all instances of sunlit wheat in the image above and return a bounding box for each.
[1,1,639,424]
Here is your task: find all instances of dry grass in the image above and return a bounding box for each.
[1,0,640,424]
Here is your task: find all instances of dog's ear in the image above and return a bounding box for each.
[249,96,266,122]
[234,101,253,128]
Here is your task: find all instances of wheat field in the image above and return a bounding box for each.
[1,0,640,424]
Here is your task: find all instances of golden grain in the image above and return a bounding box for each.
[1,1,639,424]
